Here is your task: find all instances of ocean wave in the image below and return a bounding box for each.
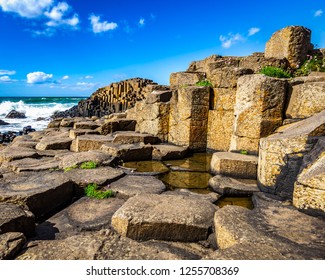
[0,100,75,119]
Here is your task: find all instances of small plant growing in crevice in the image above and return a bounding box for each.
[294,54,325,76]
[80,161,97,169]
[260,66,292,78]
[64,165,78,172]
[240,150,248,155]
[196,79,213,87]
[85,183,114,199]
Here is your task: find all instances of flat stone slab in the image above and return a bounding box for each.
[209,175,259,195]
[112,132,160,145]
[59,151,114,169]
[69,129,100,139]
[162,189,221,204]
[0,232,26,260]
[152,144,188,160]
[210,152,258,179]
[100,119,136,135]
[3,157,59,173]
[75,134,113,152]
[213,194,325,259]
[0,203,35,237]
[109,175,166,198]
[101,143,153,162]
[64,167,125,188]
[0,147,38,163]
[17,229,188,260]
[121,161,169,176]
[73,121,100,130]
[35,136,72,151]
[112,194,216,241]
[65,197,125,231]
[0,172,75,219]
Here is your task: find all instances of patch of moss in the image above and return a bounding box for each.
[63,165,78,172]
[80,161,97,169]
[85,183,114,199]
[196,80,213,87]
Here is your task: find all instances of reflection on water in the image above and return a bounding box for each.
[159,171,212,190]
[217,196,254,210]
[123,153,213,192]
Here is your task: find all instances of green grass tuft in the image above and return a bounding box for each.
[196,80,213,87]
[80,161,97,169]
[85,183,114,199]
[294,55,325,76]
[260,66,292,78]
[240,150,248,155]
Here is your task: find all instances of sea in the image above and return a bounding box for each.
[0,97,84,133]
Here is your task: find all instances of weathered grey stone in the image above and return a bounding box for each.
[265,26,312,68]
[3,157,59,173]
[60,118,76,127]
[69,129,99,139]
[47,119,61,128]
[0,203,35,236]
[112,132,160,145]
[162,189,221,204]
[75,134,113,152]
[258,110,325,199]
[66,197,125,231]
[17,229,186,260]
[286,82,325,119]
[0,147,38,163]
[101,143,153,162]
[64,167,124,188]
[73,121,100,130]
[152,144,188,160]
[209,175,259,195]
[170,71,206,87]
[230,74,287,154]
[0,232,26,260]
[59,151,114,169]
[112,194,216,241]
[0,171,75,219]
[210,152,258,179]
[293,138,325,211]
[35,136,72,151]
[213,202,325,259]
[109,175,166,198]
[169,86,210,150]
[99,119,136,135]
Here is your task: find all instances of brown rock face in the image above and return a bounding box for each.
[230,74,287,154]
[265,26,312,68]
[168,86,210,150]
[293,139,325,212]
[258,110,325,199]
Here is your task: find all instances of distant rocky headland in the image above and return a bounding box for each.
[0,26,324,260]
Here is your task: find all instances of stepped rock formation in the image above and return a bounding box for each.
[1,25,325,260]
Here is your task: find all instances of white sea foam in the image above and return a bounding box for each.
[0,99,78,133]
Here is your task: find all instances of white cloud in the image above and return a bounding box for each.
[85,75,93,79]
[0,0,53,18]
[314,9,323,17]
[219,33,245,49]
[27,71,53,84]
[44,2,79,28]
[248,27,260,36]
[89,14,118,33]
[0,69,16,75]
[0,76,12,82]
[139,18,145,26]
[62,75,69,80]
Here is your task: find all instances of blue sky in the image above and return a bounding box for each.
[0,0,324,97]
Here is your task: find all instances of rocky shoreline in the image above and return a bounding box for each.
[0,25,325,260]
